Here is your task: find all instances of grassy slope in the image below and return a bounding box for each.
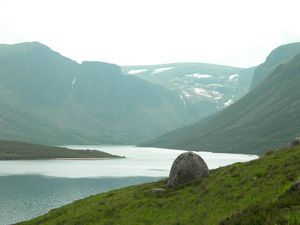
[0,140,121,159]
[21,145,300,225]
[220,191,300,225]
[251,42,300,89]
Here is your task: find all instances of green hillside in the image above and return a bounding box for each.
[0,42,189,145]
[251,42,300,89]
[20,145,300,225]
[0,140,121,160]
[123,63,254,121]
[141,53,300,154]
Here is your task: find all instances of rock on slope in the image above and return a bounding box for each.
[167,151,209,187]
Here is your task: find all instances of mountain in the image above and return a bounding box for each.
[251,42,300,89]
[141,52,300,154]
[122,63,255,121]
[0,42,188,145]
[21,145,300,225]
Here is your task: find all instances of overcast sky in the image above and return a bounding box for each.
[0,0,299,67]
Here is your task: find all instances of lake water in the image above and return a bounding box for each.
[0,146,257,225]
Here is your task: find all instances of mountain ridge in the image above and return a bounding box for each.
[250,42,300,89]
[0,42,190,145]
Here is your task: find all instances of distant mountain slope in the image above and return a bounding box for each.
[251,42,300,89]
[0,42,188,145]
[122,63,255,121]
[141,53,300,154]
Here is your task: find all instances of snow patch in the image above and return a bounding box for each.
[194,88,211,98]
[211,91,223,100]
[206,83,223,88]
[128,69,148,75]
[179,94,186,106]
[72,77,77,89]
[152,67,174,74]
[228,74,239,81]
[193,88,223,100]
[182,91,191,99]
[179,91,193,108]
[224,99,234,107]
[186,73,212,79]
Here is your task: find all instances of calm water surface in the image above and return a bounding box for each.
[0,146,258,225]
[0,146,257,177]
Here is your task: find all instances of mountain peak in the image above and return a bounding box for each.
[0,41,50,50]
[0,41,57,59]
[250,42,300,89]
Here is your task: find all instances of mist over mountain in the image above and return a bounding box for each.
[0,42,259,145]
[141,46,300,154]
[123,64,254,121]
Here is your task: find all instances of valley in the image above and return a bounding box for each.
[123,63,254,120]
[0,42,257,146]
[142,43,300,154]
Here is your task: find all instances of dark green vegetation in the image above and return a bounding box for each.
[220,190,300,225]
[21,145,300,225]
[0,42,190,145]
[142,45,300,154]
[0,140,121,159]
[251,42,300,89]
[123,63,254,121]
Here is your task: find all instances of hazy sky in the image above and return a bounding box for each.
[0,0,299,67]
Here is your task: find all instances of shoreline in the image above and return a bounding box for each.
[0,156,125,161]
[54,157,124,160]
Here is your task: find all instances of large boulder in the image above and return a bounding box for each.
[167,152,209,187]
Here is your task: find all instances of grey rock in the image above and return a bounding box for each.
[288,181,300,194]
[167,152,209,187]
